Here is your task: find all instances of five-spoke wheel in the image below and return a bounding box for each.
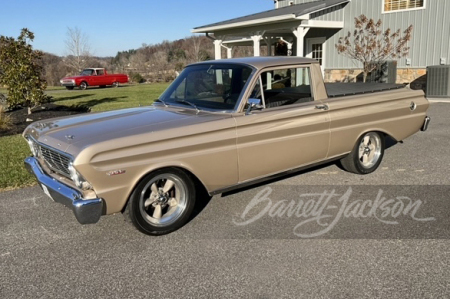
[126,169,196,235]
[340,131,385,174]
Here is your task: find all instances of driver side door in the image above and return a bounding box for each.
[234,66,330,182]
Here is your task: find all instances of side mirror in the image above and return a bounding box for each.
[246,98,263,115]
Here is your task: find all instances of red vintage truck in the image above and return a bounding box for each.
[60,68,129,90]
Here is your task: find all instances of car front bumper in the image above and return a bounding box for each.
[60,83,76,87]
[24,157,103,224]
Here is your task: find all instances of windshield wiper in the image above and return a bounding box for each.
[175,99,200,113]
[155,99,168,107]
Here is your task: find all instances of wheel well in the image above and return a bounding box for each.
[121,166,208,214]
[357,130,396,144]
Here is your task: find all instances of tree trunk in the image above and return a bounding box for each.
[363,71,368,83]
[363,62,369,83]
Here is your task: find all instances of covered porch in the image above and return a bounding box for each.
[192,0,350,74]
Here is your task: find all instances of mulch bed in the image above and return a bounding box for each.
[0,103,89,137]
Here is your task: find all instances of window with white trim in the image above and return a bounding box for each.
[384,0,425,12]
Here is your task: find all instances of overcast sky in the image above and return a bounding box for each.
[0,0,274,57]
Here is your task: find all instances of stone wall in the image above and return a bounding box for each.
[324,68,427,91]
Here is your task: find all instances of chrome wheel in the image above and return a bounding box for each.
[340,131,385,174]
[138,173,187,227]
[112,82,119,88]
[358,132,382,169]
[79,82,88,90]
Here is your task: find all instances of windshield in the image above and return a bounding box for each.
[80,69,94,76]
[159,64,253,111]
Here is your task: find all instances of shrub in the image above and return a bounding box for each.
[130,72,146,84]
[0,29,47,112]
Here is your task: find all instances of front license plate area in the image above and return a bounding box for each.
[41,184,54,201]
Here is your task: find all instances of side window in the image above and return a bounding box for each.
[261,67,313,109]
[97,69,104,75]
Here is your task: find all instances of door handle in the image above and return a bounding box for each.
[315,104,329,111]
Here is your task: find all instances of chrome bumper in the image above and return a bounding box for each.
[421,116,431,131]
[24,157,103,224]
[60,83,76,87]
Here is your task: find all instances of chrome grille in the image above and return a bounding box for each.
[32,140,72,177]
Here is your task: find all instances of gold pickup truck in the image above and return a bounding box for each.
[23,57,430,235]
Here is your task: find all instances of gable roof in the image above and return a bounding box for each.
[192,0,350,33]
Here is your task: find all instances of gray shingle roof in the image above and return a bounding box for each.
[193,0,349,32]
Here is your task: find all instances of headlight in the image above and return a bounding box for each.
[68,163,92,190]
[27,139,39,157]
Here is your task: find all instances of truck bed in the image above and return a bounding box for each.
[325,83,405,98]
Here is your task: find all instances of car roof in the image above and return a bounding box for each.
[191,56,319,70]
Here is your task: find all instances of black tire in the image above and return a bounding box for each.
[340,131,385,174]
[126,168,196,235]
[65,86,74,90]
[79,81,88,90]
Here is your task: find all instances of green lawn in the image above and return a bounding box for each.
[0,135,35,190]
[0,83,170,190]
[47,83,168,112]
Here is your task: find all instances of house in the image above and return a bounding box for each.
[192,0,448,89]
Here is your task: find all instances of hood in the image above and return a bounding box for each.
[24,106,231,155]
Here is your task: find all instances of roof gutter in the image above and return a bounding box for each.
[191,14,296,33]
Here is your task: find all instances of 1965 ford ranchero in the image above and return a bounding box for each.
[23,57,430,235]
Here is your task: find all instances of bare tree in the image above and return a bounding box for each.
[335,15,413,82]
[64,27,92,74]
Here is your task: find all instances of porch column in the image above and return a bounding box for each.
[267,36,273,56]
[293,26,311,86]
[292,26,310,57]
[214,39,222,60]
[251,35,262,57]
[221,45,233,58]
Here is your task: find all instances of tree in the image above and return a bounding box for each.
[0,28,47,113]
[64,27,92,73]
[335,15,413,82]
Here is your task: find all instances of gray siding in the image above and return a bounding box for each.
[311,4,345,21]
[278,0,450,69]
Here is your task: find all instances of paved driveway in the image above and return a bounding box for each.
[1,103,449,298]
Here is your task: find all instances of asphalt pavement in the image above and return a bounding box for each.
[1,102,449,298]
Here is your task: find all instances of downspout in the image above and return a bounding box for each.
[206,32,215,41]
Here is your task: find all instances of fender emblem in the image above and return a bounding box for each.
[107,169,126,176]
[65,135,75,140]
